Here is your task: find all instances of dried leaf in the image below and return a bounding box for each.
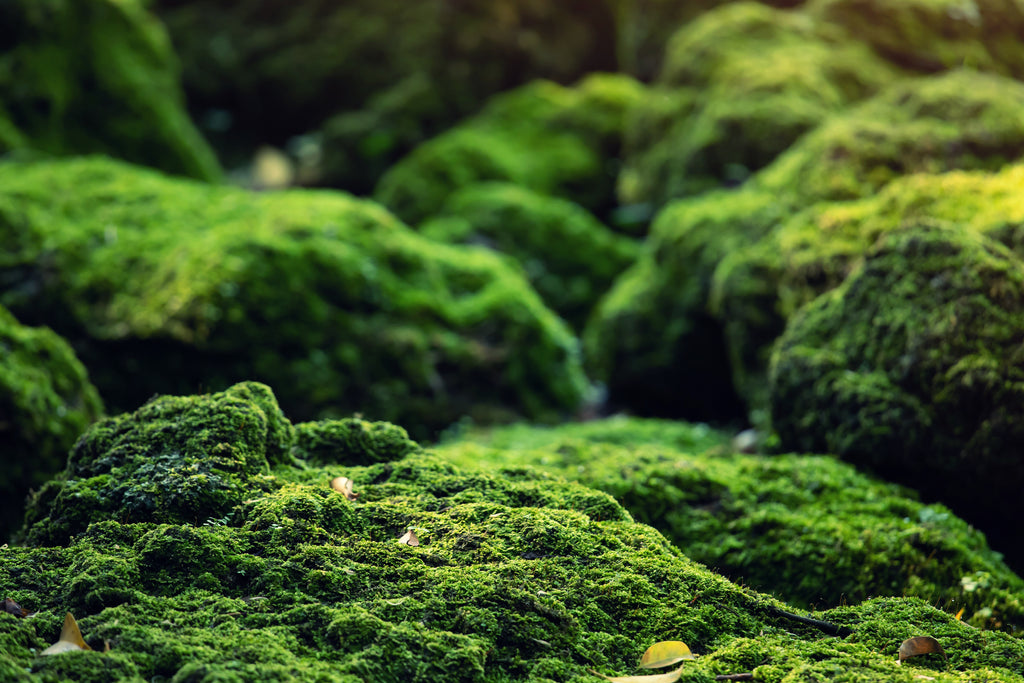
[41,613,90,656]
[898,636,947,663]
[954,607,965,621]
[639,641,695,669]
[398,529,420,546]
[589,662,687,682]
[330,477,359,501]
[4,598,30,618]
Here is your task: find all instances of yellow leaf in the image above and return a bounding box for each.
[41,613,90,656]
[898,636,947,663]
[589,662,687,682]
[330,477,358,501]
[639,641,695,669]
[954,607,965,621]
[398,529,420,546]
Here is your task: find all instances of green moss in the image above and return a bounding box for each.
[373,74,646,226]
[0,305,103,543]
[0,156,589,439]
[770,223,1024,571]
[420,183,639,331]
[293,418,422,467]
[0,0,220,181]
[435,417,1024,634]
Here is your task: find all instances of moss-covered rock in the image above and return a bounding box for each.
[619,2,897,208]
[436,417,1024,633]
[420,183,639,331]
[4,383,1024,680]
[0,156,588,440]
[0,306,103,544]
[770,223,1024,571]
[373,74,646,226]
[0,0,220,181]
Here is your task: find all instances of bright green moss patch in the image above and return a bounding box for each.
[0,0,220,181]
[0,305,103,544]
[770,223,1024,572]
[435,417,1024,634]
[421,183,640,330]
[3,383,1024,681]
[0,156,588,440]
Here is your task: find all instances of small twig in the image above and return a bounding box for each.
[766,605,854,637]
[715,674,754,681]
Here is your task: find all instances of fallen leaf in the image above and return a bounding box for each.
[898,636,947,663]
[590,662,687,682]
[4,598,30,617]
[639,641,695,669]
[954,607,965,621]
[41,613,90,655]
[330,476,359,501]
[398,529,420,546]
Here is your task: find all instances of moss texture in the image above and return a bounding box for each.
[0,305,103,544]
[587,69,1024,425]
[4,383,1024,681]
[0,0,220,181]
[436,417,1024,633]
[0,156,588,441]
[420,183,639,331]
[373,74,646,226]
[619,2,897,208]
[770,223,1024,572]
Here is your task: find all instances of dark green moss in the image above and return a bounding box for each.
[770,223,1024,571]
[0,305,103,543]
[0,0,220,181]
[293,418,421,467]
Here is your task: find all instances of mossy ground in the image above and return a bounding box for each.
[3,383,1024,682]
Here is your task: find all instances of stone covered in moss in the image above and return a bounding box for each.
[587,69,1024,424]
[619,2,897,207]
[4,383,1024,681]
[436,417,1024,633]
[373,74,646,226]
[0,156,588,440]
[0,306,103,544]
[0,0,220,181]
[420,183,639,331]
[770,224,1024,570]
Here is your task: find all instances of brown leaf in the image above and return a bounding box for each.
[330,477,359,501]
[398,529,420,547]
[639,641,695,669]
[4,598,30,618]
[590,662,687,682]
[898,636,947,663]
[41,613,90,656]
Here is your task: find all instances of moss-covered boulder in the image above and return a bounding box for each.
[619,2,897,208]
[420,183,639,331]
[373,74,646,227]
[0,156,589,440]
[770,223,1024,571]
[0,0,220,181]
[4,383,1024,681]
[587,69,1024,424]
[0,306,103,544]
[436,417,1024,633]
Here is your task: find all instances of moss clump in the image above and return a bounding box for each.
[4,383,1024,681]
[420,183,640,331]
[770,224,1024,571]
[293,418,422,467]
[435,417,1024,633]
[0,305,103,543]
[373,74,646,226]
[0,0,220,181]
[620,2,897,207]
[0,156,588,439]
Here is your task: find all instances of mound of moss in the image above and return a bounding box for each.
[0,156,589,440]
[0,0,220,181]
[770,223,1024,571]
[619,2,897,207]
[4,383,1024,681]
[587,69,1024,424]
[0,306,103,544]
[373,74,646,226]
[436,418,1024,633]
[420,183,639,331]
